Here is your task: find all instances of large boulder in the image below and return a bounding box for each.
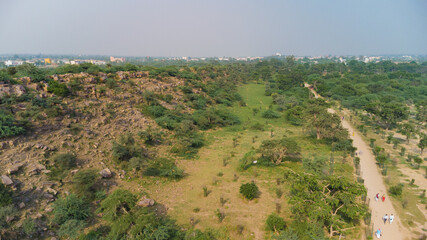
[100,168,112,178]
[1,175,13,186]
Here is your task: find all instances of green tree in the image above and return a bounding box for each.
[285,170,367,238]
[418,134,427,155]
[399,123,414,143]
[258,138,301,165]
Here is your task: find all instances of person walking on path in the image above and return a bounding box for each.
[389,214,394,224]
[383,214,388,224]
[375,193,379,201]
[375,228,382,239]
[382,194,385,202]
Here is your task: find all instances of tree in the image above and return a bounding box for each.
[285,170,367,238]
[418,134,427,155]
[258,138,301,165]
[399,123,414,143]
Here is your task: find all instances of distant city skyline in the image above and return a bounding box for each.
[0,0,426,57]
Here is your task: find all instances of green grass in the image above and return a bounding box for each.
[140,83,359,239]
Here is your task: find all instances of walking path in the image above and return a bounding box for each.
[306,84,410,239]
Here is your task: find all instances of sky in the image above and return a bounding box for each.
[0,0,426,57]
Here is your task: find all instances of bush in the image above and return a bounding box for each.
[0,183,12,207]
[21,218,37,236]
[143,158,184,179]
[266,213,286,231]
[240,182,259,200]
[145,105,167,118]
[47,81,70,97]
[111,133,145,164]
[262,109,281,119]
[96,189,137,221]
[0,205,18,229]
[389,183,404,197]
[53,153,77,170]
[0,110,26,138]
[138,126,163,145]
[105,78,117,89]
[72,169,98,199]
[53,194,90,225]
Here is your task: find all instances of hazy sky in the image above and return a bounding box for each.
[0,0,426,57]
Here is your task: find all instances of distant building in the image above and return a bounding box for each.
[44,58,52,64]
[110,56,125,63]
[4,60,23,67]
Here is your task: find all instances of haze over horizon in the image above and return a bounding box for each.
[1,0,426,57]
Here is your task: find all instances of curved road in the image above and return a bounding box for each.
[306,84,410,239]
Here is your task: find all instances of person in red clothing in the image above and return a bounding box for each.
[382,194,385,202]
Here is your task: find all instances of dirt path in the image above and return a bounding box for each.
[341,119,411,240]
[306,84,411,239]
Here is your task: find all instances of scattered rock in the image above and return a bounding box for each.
[8,139,18,147]
[100,168,112,178]
[46,188,58,195]
[1,175,13,185]
[45,207,53,213]
[71,169,79,175]
[8,162,25,175]
[11,85,26,96]
[28,163,46,176]
[6,216,15,223]
[0,142,8,149]
[137,198,155,207]
[18,202,25,209]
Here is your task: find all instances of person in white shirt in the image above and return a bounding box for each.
[389,214,394,224]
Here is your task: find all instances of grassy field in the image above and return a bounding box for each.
[141,83,357,239]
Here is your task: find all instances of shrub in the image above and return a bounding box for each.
[105,78,117,89]
[389,183,404,197]
[138,126,163,145]
[53,194,90,225]
[72,169,98,199]
[240,182,259,200]
[0,110,25,138]
[97,189,137,221]
[145,105,167,118]
[0,205,18,229]
[262,109,281,119]
[143,158,184,179]
[47,81,70,97]
[53,153,77,170]
[0,183,12,207]
[111,133,145,164]
[238,150,256,171]
[21,218,37,236]
[266,213,286,231]
[58,219,85,239]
